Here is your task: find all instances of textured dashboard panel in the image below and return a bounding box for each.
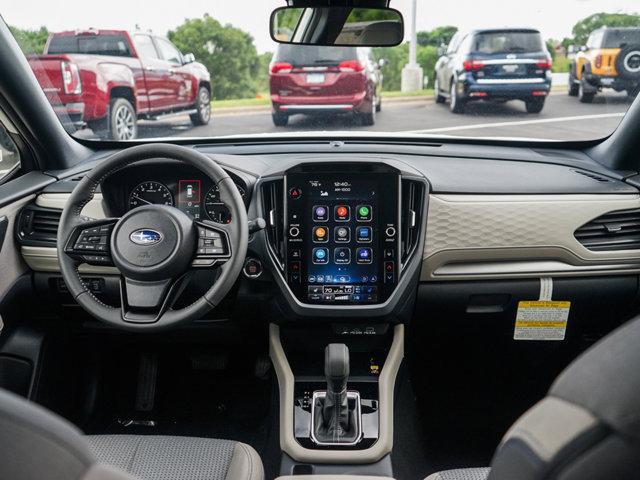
[423,194,640,280]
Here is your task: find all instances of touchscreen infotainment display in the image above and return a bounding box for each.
[285,165,400,305]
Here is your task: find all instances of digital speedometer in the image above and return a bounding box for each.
[128,181,173,210]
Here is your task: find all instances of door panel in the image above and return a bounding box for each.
[153,38,190,108]
[132,34,171,111]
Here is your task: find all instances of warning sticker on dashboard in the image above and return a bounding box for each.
[514,301,570,341]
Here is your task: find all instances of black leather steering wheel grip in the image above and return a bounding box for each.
[56,143,248,331]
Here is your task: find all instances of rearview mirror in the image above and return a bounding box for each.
[270,6,404,47]
[183,52,195,64]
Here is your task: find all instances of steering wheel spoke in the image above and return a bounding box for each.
[119,274,192,324]
[63,218,119,266]
[192,220,232,268]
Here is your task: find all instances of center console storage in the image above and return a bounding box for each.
[270,322,404,475]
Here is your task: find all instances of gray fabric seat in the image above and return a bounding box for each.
[425,468,490,480]
[87,434,263,480]
[0,386,263,480]
[425,316,640,480]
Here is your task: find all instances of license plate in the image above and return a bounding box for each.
[306,73,325,84]
[502,64,520,73]
[601,78,614,86]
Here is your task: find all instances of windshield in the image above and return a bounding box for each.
[4,0,639,142]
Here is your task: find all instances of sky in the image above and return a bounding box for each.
[2,0,637,53]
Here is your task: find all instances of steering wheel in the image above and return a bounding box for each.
[56,144,248,330]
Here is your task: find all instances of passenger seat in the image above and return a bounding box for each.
[426,316,640,480]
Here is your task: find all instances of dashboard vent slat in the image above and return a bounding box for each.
[575,208,640,251]
[17,205,62,246]
[401,179,425,265]
[261,179,285,269]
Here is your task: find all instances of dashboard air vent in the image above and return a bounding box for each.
[17,205,62,246]
[261,179,285,269]
[575,208,640,251]
[401,179,425,264]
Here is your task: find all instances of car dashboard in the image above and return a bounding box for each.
[14,141,640,322]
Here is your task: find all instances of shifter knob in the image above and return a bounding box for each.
[325,343,349,394]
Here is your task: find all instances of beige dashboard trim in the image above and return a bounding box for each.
[269,323,404,464]
[21,193,109,274]
[36,192,107,219]
[21,246,119,275]
[422,194,640,281]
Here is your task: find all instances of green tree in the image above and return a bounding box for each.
[168,15,260,100]
[9,25,49,54]
[571,12,640,46]
[417,26,457,47]
[374,43,438,91]
[255,51,273,93]
[374,44,407,91]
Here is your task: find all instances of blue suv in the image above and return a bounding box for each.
[434,28,553,113]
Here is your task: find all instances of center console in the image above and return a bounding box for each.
[284,164,401,306]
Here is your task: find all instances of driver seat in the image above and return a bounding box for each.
[0,387,263,480]
[425,315,640,480]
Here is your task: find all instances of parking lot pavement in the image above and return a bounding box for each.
[90,91,634,142]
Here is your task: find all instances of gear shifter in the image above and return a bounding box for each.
[323,343,350,436]
[312,343,361,444]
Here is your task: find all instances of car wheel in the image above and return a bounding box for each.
[525,98,545,113]
[568,69,580,97]
[578,76,595,104]
[449,79,465,113]
[434,77,446,103]
[272,112,288,127]
[360,100,376,126]
[109,98,137,141]
[190,86,211,126]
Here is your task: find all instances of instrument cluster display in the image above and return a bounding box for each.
[126,178,246,224]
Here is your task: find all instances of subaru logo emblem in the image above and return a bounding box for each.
[130,229,163,246]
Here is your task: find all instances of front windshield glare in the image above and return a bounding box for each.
[5,1,640,142]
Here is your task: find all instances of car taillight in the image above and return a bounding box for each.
[338,60,365,72]
[535,57,553,69]
[270,62,293,74]
[463,59,484,71]
[61,61,81,94]
[595,55,603,69]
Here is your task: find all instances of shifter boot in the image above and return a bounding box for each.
[312,344,360,444]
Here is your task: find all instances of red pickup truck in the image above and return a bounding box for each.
[28,29,212,140]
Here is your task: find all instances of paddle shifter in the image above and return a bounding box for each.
[312,343,362,445]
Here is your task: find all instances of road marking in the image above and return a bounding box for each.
[406,112,626,134]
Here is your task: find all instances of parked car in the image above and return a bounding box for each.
[28,29,212,140]
[269,44,382,126]
[434,28,552,113]
[569,27,640,102]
